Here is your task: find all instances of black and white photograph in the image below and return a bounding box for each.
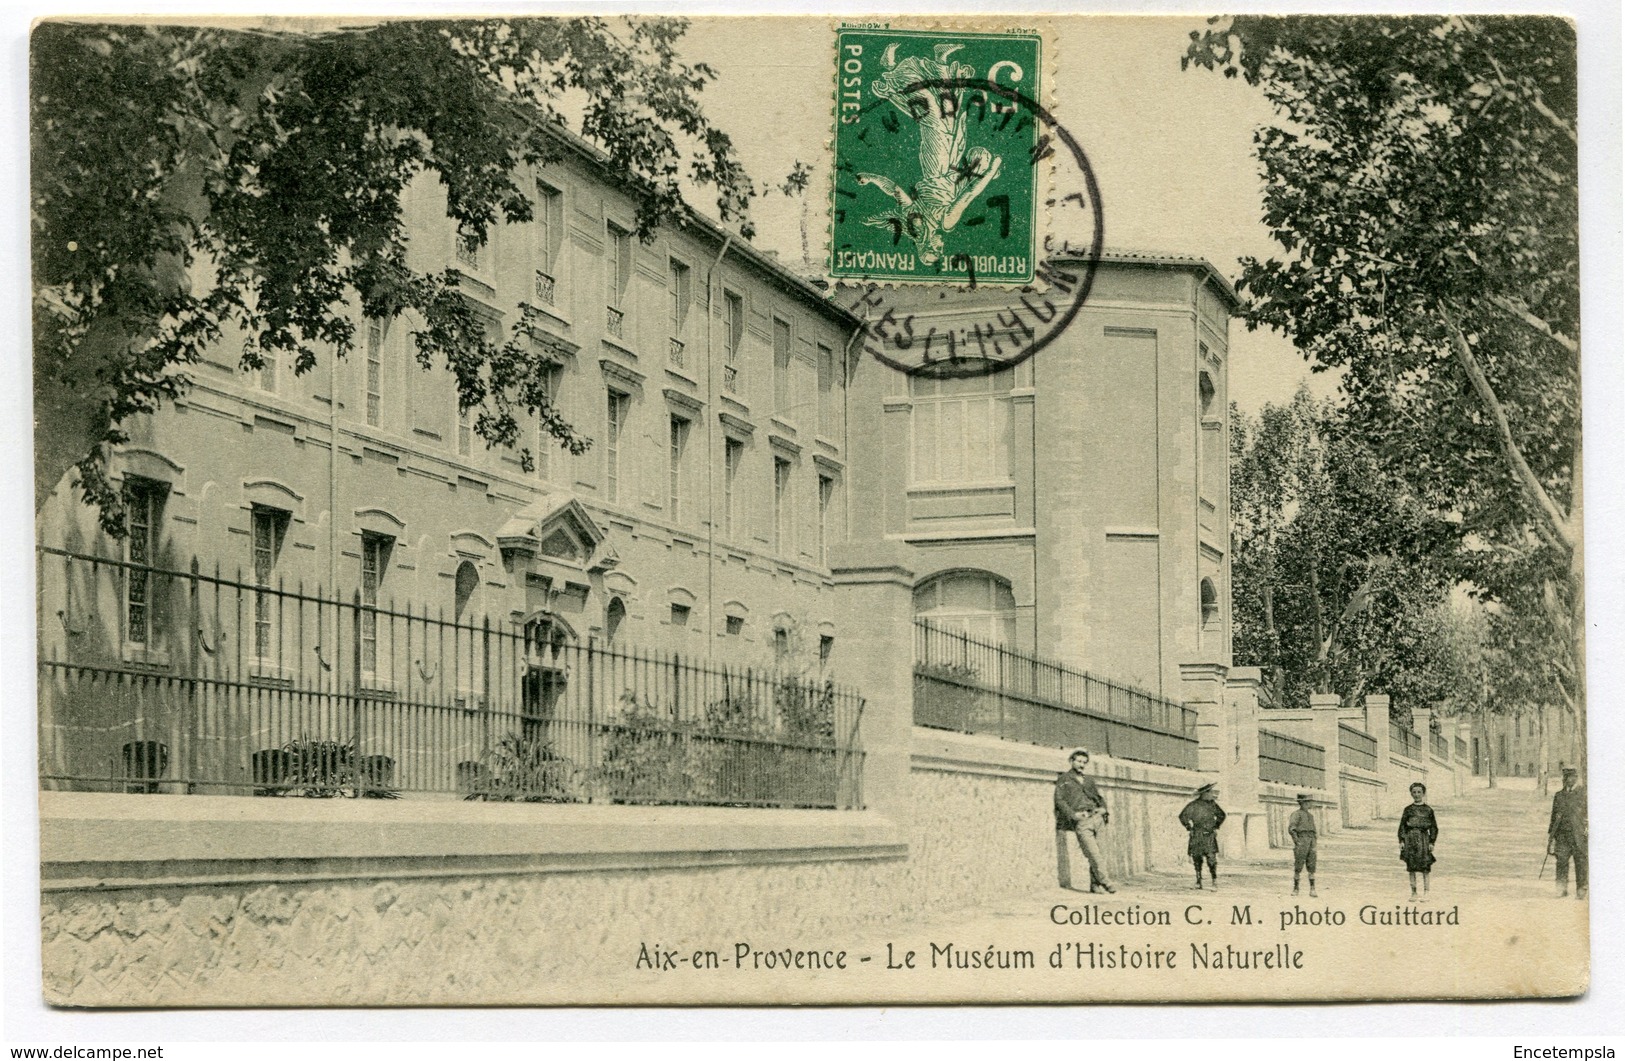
[14,9,1615,1015]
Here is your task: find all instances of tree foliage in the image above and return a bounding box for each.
[1186,16,1582,720]
[33,18,756,534]
[1230,388,1462,716]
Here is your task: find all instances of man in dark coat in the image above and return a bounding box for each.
[1179,782,1227,890]
[1548,766,1588,899]
[1055,748,1115,893]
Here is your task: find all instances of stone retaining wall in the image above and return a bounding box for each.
[39,727,1200,1007]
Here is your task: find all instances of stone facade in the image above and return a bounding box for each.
[843,251,1238,699]
[37,136,863,680]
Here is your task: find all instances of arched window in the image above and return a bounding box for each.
[1200,578,1219,628]
[605,597,626,645]
[913,571,1017,645]
[454,561,480,622]
[1198,370,1216,417]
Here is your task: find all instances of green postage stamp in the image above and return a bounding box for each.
[831,26,1043,286]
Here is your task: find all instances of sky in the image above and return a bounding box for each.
[677,15,1340,414]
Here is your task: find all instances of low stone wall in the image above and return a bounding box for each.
[1259,781,1335,847]
[1339,767,1384,827]
[1386,755,1430,816]
[909,728,1205,887]
[1427,756,1455,805]
[39,727,1203,1007]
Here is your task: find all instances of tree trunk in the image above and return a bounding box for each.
[1479,713,1497,789]
[1536,702,1549,797]
[1567,425,1586,772]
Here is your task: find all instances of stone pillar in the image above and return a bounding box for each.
[1309,693,1344,836]
[1182,660,1254,859]
[1180,661,1229,778]
[1415,705,1438,802]
[1225,666,1271,856]
[1455,718,1474,793]
[1364,693,1394,817]
[829,542,916,820]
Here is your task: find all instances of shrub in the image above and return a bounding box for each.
[462,734,580,803]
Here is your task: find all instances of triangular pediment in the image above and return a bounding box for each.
[496,493,611,569]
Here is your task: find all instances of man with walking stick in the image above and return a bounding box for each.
[1548,766,1588,899]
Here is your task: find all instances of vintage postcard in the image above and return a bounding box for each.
[29,13,1589,1006]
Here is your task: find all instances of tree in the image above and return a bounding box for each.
[775,160,814,265]
[1229,387,1459,715]
[33,18,756,534]
[1185,17,1582,725]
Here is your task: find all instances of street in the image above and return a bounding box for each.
[573,777,1588,1005]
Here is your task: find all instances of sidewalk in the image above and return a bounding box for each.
[1115,782,1566,904]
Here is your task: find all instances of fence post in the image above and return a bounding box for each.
[1178,660,1240,856]
[351,589,364,798]
[1454,717,1472,795]
[1364,692,1395,816]
[829,542,915,820]
[1225,666,1270,855]
[1178,661,1227,777]
[1308,693,1343,837]
[1415,704,1444,805]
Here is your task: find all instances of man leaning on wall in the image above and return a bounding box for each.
[1055,748,1116,893]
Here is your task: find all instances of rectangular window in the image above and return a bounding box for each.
[251,507,287,660]
[725,614,745,637]
[606,222,631,337]
[365,320,384,426]
[258,349,277,394]
[773,317,792,416]
[724,437,744,539]
[817,342,839,438]
[670,603,691,628]
[123,482,163,648]
[458,405,473,457]
[668,415,690,522]
[773,456,793,555]
[606,390,628,503]
[909,371,1015,485]
[360,533,390,677]
[723,291,743,393]
[455,230,484,273]
[535,362,561,480]
[535,182,563,305]
[817,474,835,565]
[668,259,691,367]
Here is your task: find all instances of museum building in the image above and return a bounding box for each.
[844,250,1240,698]
[36,132,865,796]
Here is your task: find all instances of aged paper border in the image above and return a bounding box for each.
[4,0,1623,1042]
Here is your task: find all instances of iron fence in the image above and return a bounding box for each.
[37,548,863,808]
[1258,728,1326,790]
[912,620,1198,770]
[1338,723,1378,772]
[1430,731,1450,761]
[1390,721,1422,762]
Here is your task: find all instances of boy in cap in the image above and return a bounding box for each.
[1178,782,1226,890]
[1289,793,1319,897]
